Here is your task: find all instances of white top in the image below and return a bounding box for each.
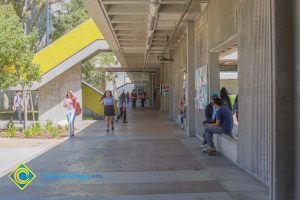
[14,95,22,108]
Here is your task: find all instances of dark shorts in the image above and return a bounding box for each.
[104,105,115,116]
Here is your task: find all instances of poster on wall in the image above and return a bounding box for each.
[162,83,170,96]
[195,65,208,109]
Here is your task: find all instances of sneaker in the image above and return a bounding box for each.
[203,146,216,153]
[111,127,114,131]
[180,126,184,130]
[201,143,209,148]
[201,140,207,147]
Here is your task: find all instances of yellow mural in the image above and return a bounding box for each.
[33,19,104,75]
[82,82,104,116]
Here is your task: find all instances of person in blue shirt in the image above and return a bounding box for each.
[202,97,233,153]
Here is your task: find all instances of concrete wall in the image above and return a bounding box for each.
[38,64,82,121]
[195,7,208,136]
[171,0,274,186]
[296,0,300,198]
[208,0,237,49]
[237,0,272,185]
[173,35,186,120]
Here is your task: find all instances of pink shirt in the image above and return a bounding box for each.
[64,96,76,110]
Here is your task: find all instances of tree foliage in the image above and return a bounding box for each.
[0,3,41,90]
[51,0,89,41]
[82,53,118,91]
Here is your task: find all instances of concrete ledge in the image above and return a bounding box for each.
[215,133,238,163]
[196,128,239,164]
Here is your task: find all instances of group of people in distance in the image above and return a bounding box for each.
[178,87,238,154]
[101,89,148,133]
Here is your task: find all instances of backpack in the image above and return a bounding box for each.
[74,101,81,116]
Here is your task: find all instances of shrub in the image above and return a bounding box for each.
[7,122,17,137]
[64,124,69,132]
[24,128,33,138]
[49,127,62,138]
[45,120,54,131]
[31,123,42,136]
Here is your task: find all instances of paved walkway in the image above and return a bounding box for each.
[0,109,269,200]
[0,121,95,178]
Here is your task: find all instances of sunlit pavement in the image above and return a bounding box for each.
[0,108,268,200]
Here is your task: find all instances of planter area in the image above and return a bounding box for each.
[0,121,71,139]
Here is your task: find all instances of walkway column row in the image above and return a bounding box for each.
[186,22,196,137]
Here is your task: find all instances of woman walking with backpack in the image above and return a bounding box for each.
[63,90,79,137]
[102,90,116,132]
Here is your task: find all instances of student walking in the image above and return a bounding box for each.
[140,90,147,108]
[130,90,137,109]
[63,90,77,137]
[102,90,116,132]
[126,92,130,105]
[116,95,128,123]
[10,91,23,124]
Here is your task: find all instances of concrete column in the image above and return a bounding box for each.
[186,22,196,137]
[295,0,300,199]
[164,63,169,112]
[271,0,295,199]
[160,65,164,112]
[208,53,220,95]
[169,50,174,120]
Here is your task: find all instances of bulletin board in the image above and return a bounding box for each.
[195,65,208,109]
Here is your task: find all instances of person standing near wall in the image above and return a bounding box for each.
[220,87,232,111]
[63,90,77,137]
[102,90,116,132]
[234,95,238,121]
[153,89,157,107]
[10,91,23,124]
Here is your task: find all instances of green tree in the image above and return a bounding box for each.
[82,53,118,92]
[51,0,89,41]
[0,4,41,127]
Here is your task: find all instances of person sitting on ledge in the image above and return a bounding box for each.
[202,97,233,153]
[201,93,219,147]
[203,93,219,125]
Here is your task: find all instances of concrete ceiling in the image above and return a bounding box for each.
[82,0,207,69]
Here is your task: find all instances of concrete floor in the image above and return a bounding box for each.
[0,108,269,200]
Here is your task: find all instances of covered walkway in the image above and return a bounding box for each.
[0,109,268,200]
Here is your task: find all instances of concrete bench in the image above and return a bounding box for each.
[197,125,239,164]
[214,125,238,163]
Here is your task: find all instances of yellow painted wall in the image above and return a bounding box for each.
[82,82,104,116]
[33,19,104,75]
